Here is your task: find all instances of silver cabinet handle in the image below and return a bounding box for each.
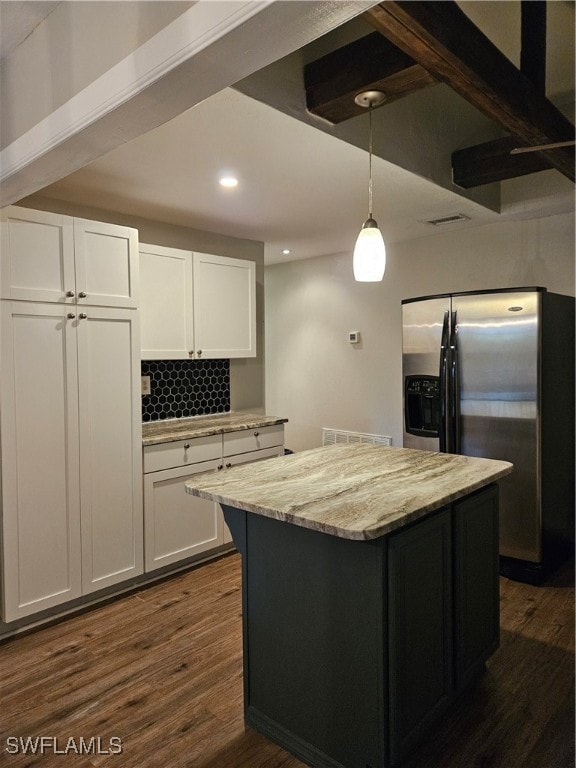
[79,313,88,320]
[183,443,190,450]
[254,431,260,437]
[197,349,202,357]
[67,313,76,319]
[189,350,194,357]
[78,291,87,298]
[66,290,75,298]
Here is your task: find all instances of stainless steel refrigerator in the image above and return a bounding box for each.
[402,287,574,583]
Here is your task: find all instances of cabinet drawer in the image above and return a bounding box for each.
[223,424,284,457]
[144,435,222,473]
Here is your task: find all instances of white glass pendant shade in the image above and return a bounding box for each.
[353,217,386,281]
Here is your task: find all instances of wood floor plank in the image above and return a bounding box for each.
[1,553,573,768]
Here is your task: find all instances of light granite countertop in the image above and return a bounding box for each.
[185,444,513,540]
[142,412,288,446]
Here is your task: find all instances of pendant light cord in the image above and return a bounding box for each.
[368,103,373,218]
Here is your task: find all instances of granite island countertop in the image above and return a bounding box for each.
[142,412,288,446]
[185,444,513,540]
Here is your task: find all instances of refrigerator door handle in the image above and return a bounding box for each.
[438,310,450,452]
[449,310,460,454]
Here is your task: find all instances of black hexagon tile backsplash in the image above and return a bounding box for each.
[141,359,230,422]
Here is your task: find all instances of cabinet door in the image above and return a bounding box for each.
[193,252,256,358]
[222,447,284,542]
[453,484,499,691]
[74,219,139,308]
[77,307,143,593]
[143,460,223,572]
[388,508,453,766]
[139,244,194,359]
[0,207,75,303]
[0,303,81,622]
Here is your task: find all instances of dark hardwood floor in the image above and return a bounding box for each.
[1,553,573,768]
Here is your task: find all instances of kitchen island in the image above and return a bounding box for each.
[185,444,512,768]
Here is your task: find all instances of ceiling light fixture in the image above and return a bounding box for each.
[282,249,291,255]
[353,90,387,282]
[219,176,238,188]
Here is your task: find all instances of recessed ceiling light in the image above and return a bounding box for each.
[282,249,291,255]
[219,176,238,188]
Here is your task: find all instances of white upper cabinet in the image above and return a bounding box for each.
[0,207,75,303]
[74,219,139,308]
[140,244,194,359]
[140,244,256,360]
[193,252,256,359]
[1,207,138,308]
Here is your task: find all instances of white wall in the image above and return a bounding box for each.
[265,212,575,452]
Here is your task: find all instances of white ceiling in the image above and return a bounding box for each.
[4,1,575,265]
[0,1,59,60]
[41,86,518,264]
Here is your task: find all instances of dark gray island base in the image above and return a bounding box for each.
[185,445,512,768]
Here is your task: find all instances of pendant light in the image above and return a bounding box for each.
[353,90,387,282]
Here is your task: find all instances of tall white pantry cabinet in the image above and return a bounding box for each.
[0,206,143,622]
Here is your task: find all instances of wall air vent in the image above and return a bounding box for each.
[422,213,470,226]
[322,428,392,447]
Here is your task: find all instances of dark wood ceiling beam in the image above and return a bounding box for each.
[520,0,546,94]
[364,1,575,182]
[451,136,567,188]
[454,2,550,188]
[304,31,436,123]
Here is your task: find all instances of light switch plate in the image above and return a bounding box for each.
[141,375,151,396]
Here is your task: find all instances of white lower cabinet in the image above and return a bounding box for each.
[0,301,143,622]
[144,459,223,571]
[0,303,82,620]
[77,309,143,594]
[143,427,284,569]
